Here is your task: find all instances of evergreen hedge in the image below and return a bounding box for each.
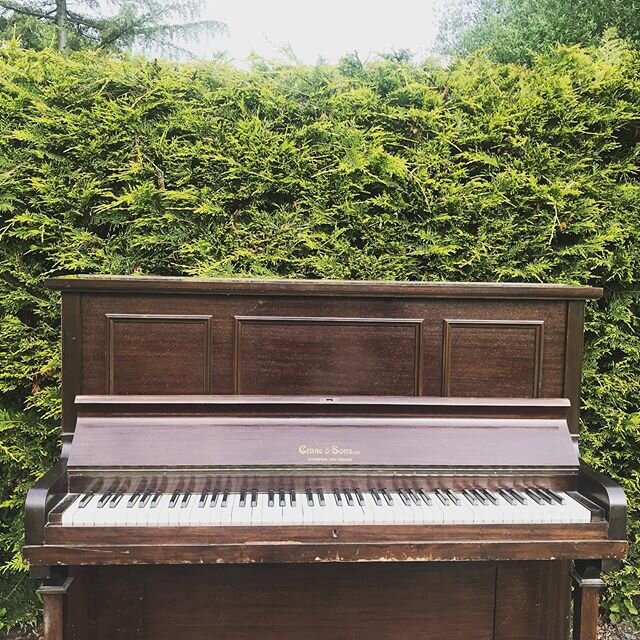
[0,36,638,630]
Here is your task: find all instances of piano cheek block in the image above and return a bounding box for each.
[23,276,625,640]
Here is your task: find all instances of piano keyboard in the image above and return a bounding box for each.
[60,487,594,527]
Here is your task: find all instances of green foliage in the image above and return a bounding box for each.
[439,0,640,64]
[0,36,639,629]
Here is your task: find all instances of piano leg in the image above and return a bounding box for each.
[571,560,604,640]
[37,574,73,640]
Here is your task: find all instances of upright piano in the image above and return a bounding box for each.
[24,276,627,640]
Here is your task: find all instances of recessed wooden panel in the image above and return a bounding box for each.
[107,314,212,394]
[494,561,571,640]
[442,319,544,398]
[70,563,496,640]
[234,316,423,395]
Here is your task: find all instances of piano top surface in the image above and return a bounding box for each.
[44,275,603,299]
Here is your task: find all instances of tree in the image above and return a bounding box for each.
[437,0,640,64]
[0,0,225,54]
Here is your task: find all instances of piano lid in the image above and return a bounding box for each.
[67,396,578,470]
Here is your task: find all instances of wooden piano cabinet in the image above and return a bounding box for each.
[53,561,573,640]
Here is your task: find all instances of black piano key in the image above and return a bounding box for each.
[138,492,152,508]
[472,489,489,506]
[268,490,275,507]
[397,489,410,506]
[417,489,432,506]
[150,492,162,508]
[209,490,220,507]
[462,489,478,505]
[180,492,191,508]
[498,489,516,505]
[289,490,296,506]
[435,489,451,506]
[533,488,554,504]
[198,490,209,508]
[239,491,247,507]
[317,489,326,507]
[380,489,394,506]
[542,488,565,504]
[109,493,124,508]
[168,490,180,508]
[251,490,258,508]
[97,493,112,509]
[445,489,462,506]
[78,493,94,508]
[406,489,421,505]
[127,493,140,508]
[354,488,365,506]
[279,489,286,507]
[333,489,343,506]
[306,489,314,507]
[480,489,499,506]
[343,489,354,506]
[370,488,382,506]
[221,490,230,507]
[526,489,545,505]
[509,489,528,505]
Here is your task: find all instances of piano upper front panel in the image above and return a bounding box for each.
[64,283,584,433]
[233,316,423,395]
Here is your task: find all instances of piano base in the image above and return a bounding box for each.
[39,560,591,640]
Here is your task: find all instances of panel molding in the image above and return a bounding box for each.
[442,319,544,397]
[106,314,213,394]
[233,316,424,395]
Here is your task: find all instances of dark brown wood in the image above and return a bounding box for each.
[42,522,610,546]
[572,563,604,640]
[61,292,82,453]
[106,314,213,394]
[442,319,544,397]
[44,277,600,434]
[24,539,627,567]
[45,275,604,299]
[63,563,499,640]
[66,397,578,470]
[23,276,625,640]
[234,316,423,395]
[494,561,571,640]
[37,578,73,640]
[565,301,587,434]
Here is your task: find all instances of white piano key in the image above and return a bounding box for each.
[165,492,184,526]
[189,491,212,526]
[564,493,593,523]
[61,495,83,526]
[250,491,267,525]
[218,491,234,525]
[73,499,100,526]
[359,491,378,524]
[108,493,135,526]
[282,491,305,525]
[58,485,599,527]
[260,491,282,525]
[231,491,253,526]
[178,493,201,526]
[147,493,171,526]
[415,492,444,523]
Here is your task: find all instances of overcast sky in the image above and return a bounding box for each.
[194,0,442,65]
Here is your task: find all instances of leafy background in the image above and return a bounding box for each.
[0,35,638,630]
